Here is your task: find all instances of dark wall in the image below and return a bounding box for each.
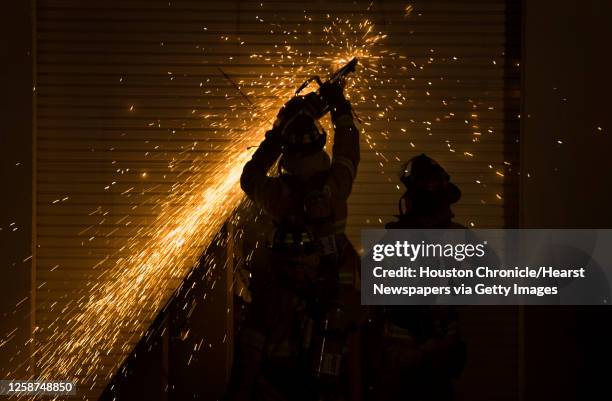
[0,0,34,379]
[521,1,612,400]
[521,0,612,228]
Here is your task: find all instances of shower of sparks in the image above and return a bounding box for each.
[33,154,250,383]
[1,4,519,397]
[21,15,391,396]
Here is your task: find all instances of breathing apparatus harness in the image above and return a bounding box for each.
[264,61,360,395]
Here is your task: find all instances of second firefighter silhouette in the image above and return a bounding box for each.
[228,80,361,401]
[386,154,463,229]
[366,154,466,401]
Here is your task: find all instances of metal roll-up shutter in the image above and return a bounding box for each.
[35,1,519,399]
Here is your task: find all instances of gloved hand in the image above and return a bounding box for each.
[319,79,347,107]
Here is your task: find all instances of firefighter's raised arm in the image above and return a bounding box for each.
[240,128,285,209]
[320,81,360,200]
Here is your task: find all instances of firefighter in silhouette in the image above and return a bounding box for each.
[227,79,362,401]
[386,153,463,230]
[366,154,466,401]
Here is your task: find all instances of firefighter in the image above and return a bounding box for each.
[386,153,463,230]
[366,154,466,401]
[227,79,362,401]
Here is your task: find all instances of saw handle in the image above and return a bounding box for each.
[294,57,358,95]
[295,75,324,95]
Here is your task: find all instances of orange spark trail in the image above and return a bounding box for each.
[31,17,387,396]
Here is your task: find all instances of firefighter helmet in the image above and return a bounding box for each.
[274,95,327,156]
[400,153,461,205]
